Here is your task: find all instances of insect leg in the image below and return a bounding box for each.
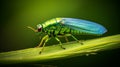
[65,34,83,45]
[55,37,66,49]
[70,35,79,42]
[64,36,69,42]
[58,35,69,42]
[63,34,77,40]
[39,37,51,54]
[36,35,49,47]
[71,35,83,45]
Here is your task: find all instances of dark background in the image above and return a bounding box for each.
[0,0,120,67]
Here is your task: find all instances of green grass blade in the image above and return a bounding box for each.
[0,34,120,64]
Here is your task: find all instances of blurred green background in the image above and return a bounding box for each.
[0,0,119,67]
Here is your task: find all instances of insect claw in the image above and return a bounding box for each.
[63,47,66,50]
[35,46,39,48]
[78,40,84,45]
[39,51,42,54]
[80,42,83,45]
[61,46,66,50]
[77,41,83,45]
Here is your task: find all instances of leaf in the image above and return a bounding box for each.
[0,34,120,64]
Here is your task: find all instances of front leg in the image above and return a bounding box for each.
[36,35,49,47]
[39,37,51,54]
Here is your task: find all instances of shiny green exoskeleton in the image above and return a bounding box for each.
[28,18,107,53]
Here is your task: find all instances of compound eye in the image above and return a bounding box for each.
[38,27,42,32]
[37,24,42,32]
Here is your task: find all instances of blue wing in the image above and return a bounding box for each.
[61,18,107,35]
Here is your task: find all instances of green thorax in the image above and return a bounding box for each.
[41,18,62,29]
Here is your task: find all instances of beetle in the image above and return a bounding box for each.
[28,18,107,53]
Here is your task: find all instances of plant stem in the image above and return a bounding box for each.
[0,34,120,64]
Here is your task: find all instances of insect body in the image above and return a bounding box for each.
[28,18,107,53]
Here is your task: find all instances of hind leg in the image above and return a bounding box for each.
[65,34,83,45]
[39,37,51,54]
